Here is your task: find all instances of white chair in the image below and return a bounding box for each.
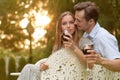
[10,72,21,76]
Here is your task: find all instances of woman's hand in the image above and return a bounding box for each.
[40,62,49,71]
[63,33,76,49]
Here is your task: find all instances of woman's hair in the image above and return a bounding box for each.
[52,11,80,52]
[74,1,99,23]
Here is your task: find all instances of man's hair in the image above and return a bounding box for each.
[74,1,99,23]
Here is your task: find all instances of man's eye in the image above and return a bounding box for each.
[75,18,81,22]
[77,19,81,22]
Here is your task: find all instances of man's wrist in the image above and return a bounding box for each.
[99,57,106,65]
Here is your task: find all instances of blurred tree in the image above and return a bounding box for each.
[17,57,27,72]
[0,57,6,80]
[111,0,120,49]
[46,0,75,22]
[0,0,28,52]
[8,57,17,80]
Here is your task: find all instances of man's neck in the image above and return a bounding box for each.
[86,23,96,34]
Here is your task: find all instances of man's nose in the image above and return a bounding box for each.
[74,20,77,25]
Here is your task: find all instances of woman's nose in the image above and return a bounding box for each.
[67,23,70,28]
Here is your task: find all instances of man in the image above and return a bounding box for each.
[74,1,120,72]
[64,1,120,72]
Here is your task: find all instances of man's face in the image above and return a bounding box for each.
[74,10,90,32]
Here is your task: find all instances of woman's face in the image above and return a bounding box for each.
[61,14,75,35]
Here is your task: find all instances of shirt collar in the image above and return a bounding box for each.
[83,22,100,39]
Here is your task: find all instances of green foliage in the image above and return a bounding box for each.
[46,0,75,22]
[0,58,6,80]
[0,48,6,57]
[0,0,18,15]
[0,0,28,52]
[8,57,17,80]
[17,57,27,72]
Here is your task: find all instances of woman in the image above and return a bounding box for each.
[40,11,86,80]
[39,11,81,71]
[17,11,86,80]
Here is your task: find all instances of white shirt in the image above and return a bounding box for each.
[83,23,120,60]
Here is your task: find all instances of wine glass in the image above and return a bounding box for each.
[62,30,70,41]
[82,44,93,71]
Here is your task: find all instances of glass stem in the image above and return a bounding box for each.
[86,60,90,71]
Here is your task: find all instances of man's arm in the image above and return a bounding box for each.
[93,34,120,71]
[86,50,120,72]
[99,57,120,72]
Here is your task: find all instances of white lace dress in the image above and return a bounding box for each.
[17,48,120,80]
[41,48,86,80]
[40,48,120,80]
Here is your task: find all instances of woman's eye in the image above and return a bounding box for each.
[69,21,74,24]
[62,22,67,25]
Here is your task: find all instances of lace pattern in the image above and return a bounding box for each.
[41,48,85,80]
[40,48,120,80]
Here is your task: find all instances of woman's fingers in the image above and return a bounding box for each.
[63,41,73,48]
[40,63,49,71]
[63,34,72,42]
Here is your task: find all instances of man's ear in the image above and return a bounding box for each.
[88,19,94,24]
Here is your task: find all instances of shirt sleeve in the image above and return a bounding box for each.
[97,35,120,60]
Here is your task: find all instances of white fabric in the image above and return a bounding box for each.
[40,48,120,80]
[17,58,47,80]
[17,48,120,80]
[41,48,86,80]
[17,64,40,80]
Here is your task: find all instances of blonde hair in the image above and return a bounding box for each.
[52,11,80,52]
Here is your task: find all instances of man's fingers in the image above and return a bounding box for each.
[87,50,96,54]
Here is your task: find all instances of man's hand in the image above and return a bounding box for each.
[85,49,102,65]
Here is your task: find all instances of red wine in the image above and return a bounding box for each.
[82,49,92,55]
[62,30,70,41]
[62,33,70,41]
